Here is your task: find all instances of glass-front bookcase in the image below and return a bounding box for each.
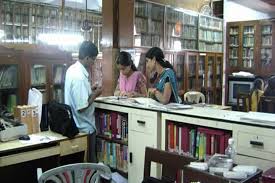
[134,0,164,47]
[0,64,18,113]
[198,15,223,52]
[0,0,102,52]
[166,8,198,50]
[242,25,255,68]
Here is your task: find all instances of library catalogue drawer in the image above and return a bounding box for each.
[236,131,275,160]
[130,113,155,134]
[60,136,87,156]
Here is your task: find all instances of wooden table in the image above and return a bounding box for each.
[0,131,88,183]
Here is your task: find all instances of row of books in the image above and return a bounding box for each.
[31,65,47,85]
[167,38,197,50]
[262,25,272,34]
[167,121,231,159]
[167,10,198,26]
[53,66,66,84]
[199,30,223,42]
[229,48,238,58]
[229,27,239,35]
[261,48,272,59]
[53,88,64,104]
[167,24,197,39]
[229,36,239,46]
[199,42,223,52]
[135,34,161,47]
[95,111,128,142]
[243,26,254,34]
[149,21,162,34]
[96,139,128,173]
[199,16,223,31]
[261,35,272,46]
[242,48,254,58]
[151,5,164,21]
[242,60,254,68]
[135,1,149,17]
[0,65,18,89]
[135,18,148,33]
[243,36,255,47]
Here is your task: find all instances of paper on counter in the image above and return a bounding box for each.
[19,134,57,144]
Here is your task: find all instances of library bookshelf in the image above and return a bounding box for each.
[94,101,161,183]
[0,45,72,112]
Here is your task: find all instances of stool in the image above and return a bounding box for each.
[262,167,275,183]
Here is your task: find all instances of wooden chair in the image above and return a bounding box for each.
[259,96,275,113]
[184,91,205,104]
[37,163,113,183]
[237,93,251,112]
[143,147,196,183]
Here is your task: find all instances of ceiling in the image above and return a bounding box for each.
[231,0,275,13]
[16,0,102,11]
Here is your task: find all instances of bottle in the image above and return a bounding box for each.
[225,138,236,160]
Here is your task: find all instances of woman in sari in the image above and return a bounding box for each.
[114,51,147,97]
[145,47,180,104]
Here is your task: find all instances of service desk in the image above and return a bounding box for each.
[0,131,88,183]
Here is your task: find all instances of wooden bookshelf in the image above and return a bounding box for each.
[0,45,72,107]
[95,109,129,175]
[97,134,128,146]
[165,120,232,160]
[0,0,102,52]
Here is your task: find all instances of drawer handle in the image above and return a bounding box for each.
[137,120,146,125]
[130,152,133,163]
[250,140,264,147]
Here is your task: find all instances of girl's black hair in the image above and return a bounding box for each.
[252,78,264,91]
[145,47,174,70]
[116,51,137,71]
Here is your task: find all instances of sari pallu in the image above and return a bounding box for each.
[155,68,180,103]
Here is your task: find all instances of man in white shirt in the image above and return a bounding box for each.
[65,41,102,162]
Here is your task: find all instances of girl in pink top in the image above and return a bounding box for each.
[114,51,147,97]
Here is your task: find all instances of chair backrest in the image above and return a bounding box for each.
[143,147,196,182]
[259,96,275,113]
[184,91,205,104]
[237,92,251,112]
[38,163,112,183]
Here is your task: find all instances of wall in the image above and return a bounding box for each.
[224,0,275,22]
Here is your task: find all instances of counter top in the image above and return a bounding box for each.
[95,97,275,129]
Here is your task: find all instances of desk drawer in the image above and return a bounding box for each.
[130,113,155,134]
[0,146,60,167]
[237,131,275,160]
[60,136,87,156]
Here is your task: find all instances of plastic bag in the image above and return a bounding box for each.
[27,88,42,129]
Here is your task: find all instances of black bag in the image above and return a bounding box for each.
[48,101,79,138]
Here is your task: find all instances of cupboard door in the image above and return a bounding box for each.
[198,54,206,92]
[0,64,18,113]
[259,22,274,75]
[134,0,164,48]
[215,54,223,104]
[175,54,185,92]
[52,64,67,103]
[242,25,255,68]
[228,25,240,67]
[186,53,198,91]
[31,64,48,103]
[206,54,215,104]
[128,130,156,183]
